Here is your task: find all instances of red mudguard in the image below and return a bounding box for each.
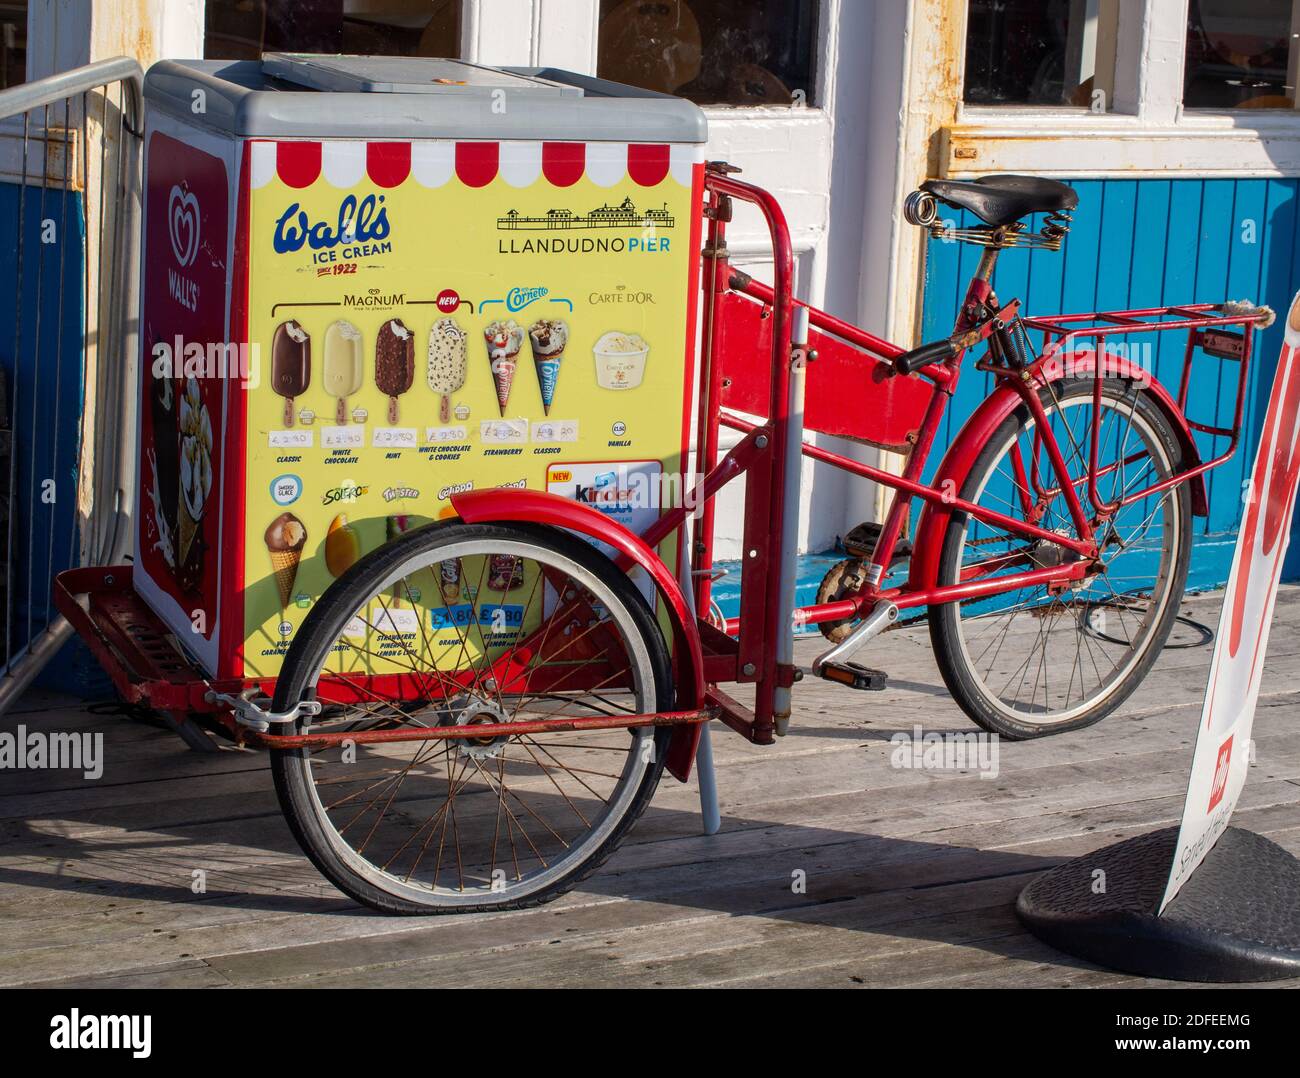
[450,488,706,781]
[908,350,1208,593]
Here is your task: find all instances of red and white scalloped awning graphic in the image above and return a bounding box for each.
[248,140,702,191]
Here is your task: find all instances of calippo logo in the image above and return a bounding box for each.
[273,193,390,253]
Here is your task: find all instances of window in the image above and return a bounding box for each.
[596,0,818,107]
[1184,0,1299,109]
[1,1,25,89]
[963,0,1119,109]
[204,0,460,61]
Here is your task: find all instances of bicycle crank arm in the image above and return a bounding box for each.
[812,599,899,674]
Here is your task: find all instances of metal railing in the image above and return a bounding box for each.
[0,56,142,711]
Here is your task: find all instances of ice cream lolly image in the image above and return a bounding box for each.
[325,513,362,578]
[483,319,525,416]
[528,319,567,415]
[427,318,468,424]
[323,320,364,424]
[271,319,311,427]
[375,318,415,423]
[265,512,307,608]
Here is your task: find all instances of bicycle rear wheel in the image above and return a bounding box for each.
[270,521,672,914]
[930,377,1191,739]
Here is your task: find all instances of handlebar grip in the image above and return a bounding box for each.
[893,338,958,375]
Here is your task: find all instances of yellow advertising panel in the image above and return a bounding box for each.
[238,139,701,678]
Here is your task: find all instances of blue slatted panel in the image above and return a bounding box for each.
[921,177,1300,588]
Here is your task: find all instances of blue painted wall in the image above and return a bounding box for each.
[0,179,90,676]
[921,177,1300,588]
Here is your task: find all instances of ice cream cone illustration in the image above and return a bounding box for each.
[483,319,524,416]
[375,318,414,424]
[325,513,362,578]
[427,318,468,424]
[323,320,364,424]
[528,319,567,416]
[177,377,213,572]
[265,511,307,607]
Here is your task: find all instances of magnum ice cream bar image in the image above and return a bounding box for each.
[427,318,468,424]
[271,319,311,427]
[177,377,213,572]
[483,319,525,416]
[375,318,415,423]
[528,319,567,415]
[323,319,364,424]
[264,511,307,608]
[593,330,650,390]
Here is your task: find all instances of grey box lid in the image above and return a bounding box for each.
[144,57,707,143]
[261,54,581,97]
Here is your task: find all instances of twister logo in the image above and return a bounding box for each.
[274,193,392,262]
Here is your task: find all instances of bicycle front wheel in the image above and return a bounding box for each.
[930,377,1192,739]
[270,521,672,914]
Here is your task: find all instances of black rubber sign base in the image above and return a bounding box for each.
[1016,826,1300,982]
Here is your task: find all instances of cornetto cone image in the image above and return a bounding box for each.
[376,318,415,423]
[528,319,567,415]
[483,319,524,416]
[265,511,308,607]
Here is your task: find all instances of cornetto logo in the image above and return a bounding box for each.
[322,483,369,505]
[274,193,391,254]
[507,286,548,312]
[344,289,405,309]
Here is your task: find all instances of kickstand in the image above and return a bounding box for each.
[695,720,721,835]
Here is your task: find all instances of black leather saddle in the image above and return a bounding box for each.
[922,174,1078,228]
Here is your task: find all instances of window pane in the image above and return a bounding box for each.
[963,0,1119,108]
[597,0,818,107]
[1,1,26,89]
[204,0,461,61]
[1184,0,1297,109]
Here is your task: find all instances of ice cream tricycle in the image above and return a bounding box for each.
[57,59,1271,914]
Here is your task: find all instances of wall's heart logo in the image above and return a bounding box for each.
[167,185,200,268]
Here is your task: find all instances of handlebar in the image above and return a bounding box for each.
[893,337,958,376]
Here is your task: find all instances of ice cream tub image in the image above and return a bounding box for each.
[593,331,650,390]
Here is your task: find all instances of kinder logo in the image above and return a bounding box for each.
[273,193,390,254]
[1208,735,1234,812]
[506,286,548,312]
[168,185,200,268]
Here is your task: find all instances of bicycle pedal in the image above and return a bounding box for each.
[818,661,888,691]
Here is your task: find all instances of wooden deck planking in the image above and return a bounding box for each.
[1,586,1298,988]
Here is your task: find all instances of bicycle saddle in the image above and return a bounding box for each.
[921,174,1078,228]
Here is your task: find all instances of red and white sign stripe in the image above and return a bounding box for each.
[248,139,701,190]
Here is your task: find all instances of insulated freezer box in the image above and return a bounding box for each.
[134,56,707,680]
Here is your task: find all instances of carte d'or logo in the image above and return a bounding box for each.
[274,193,390,254]
[168,185,200,268]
